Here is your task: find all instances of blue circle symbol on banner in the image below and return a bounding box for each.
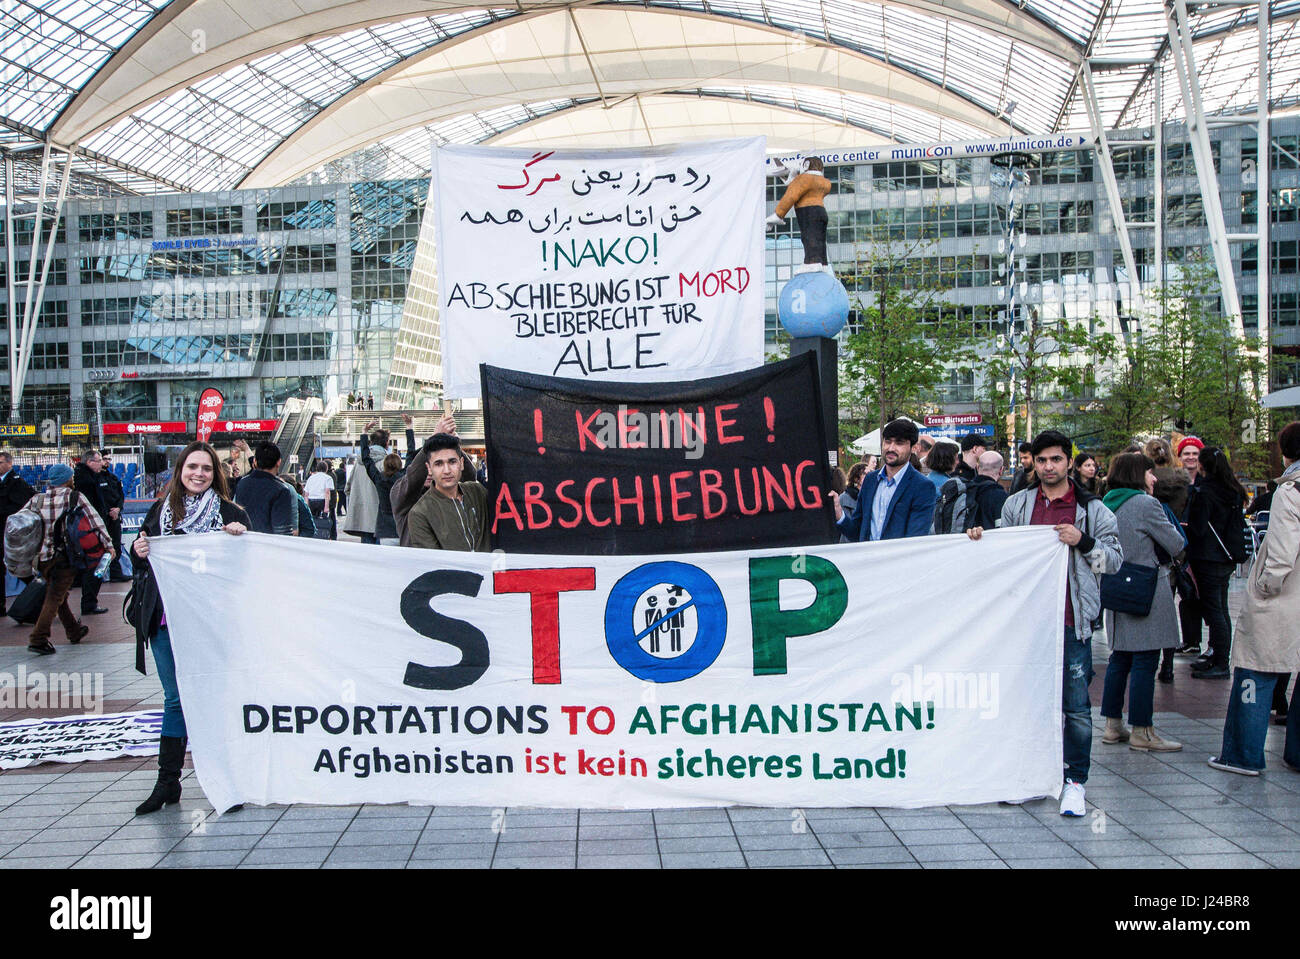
[604,562,727,682]
[778,271,849,338]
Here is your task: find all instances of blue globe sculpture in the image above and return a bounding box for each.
[778,271,850,338]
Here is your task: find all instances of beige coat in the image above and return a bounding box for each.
[1232,469,1300,672]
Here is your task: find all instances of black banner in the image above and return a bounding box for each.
[482,354,837,554]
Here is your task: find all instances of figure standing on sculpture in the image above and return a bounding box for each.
[766,157,832,267]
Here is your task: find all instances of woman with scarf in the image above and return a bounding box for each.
[129,442,249,814]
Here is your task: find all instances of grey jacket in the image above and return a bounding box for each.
[1000,481,1124,636]
[1103,494,1187,652]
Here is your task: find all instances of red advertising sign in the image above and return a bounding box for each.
[103,422,188,435]
[195,388,226,444]
[923,413,983,427]
[215,419,278,433]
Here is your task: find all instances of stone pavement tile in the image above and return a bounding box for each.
[577,824,657,840]
[238,847,331,866]
[967,826,1059,844]
[490,857,575,869]
[1107,808,1197,825]
[579,810,655,825]
[820,830,917,849]
[72,853,166,868]
[406,859,491,869]
[659,851,747,868]
[908,843,997,863]
[0,856,81,868]
[653,821,735,839]
[321,860,404,869]
[193,819,273,836]
[1086,855,1184,868]
[1124,821,1221,840]
[922,860,1008,869]
[576,838,658,856]
[346,814,430,831]
[491,840,576,860]
[726,807,794,821]
[156,850,248,867]
[106,822,197,839]
[743,848,831,867]
[278,806,359,821]
[1156,836,1252,855]
[355,804,432,819]
[335,828,423,846]
[577,854,662,869]
[496,825,577,842]
[1173,853,1270,868]
[1006,856,1096,868]
[0,815,62,830]
[1066,838,1161,858]
[256,831,345,849]
[656,836,742,854]
[838,862,923,869]
[32,824,120,842]
[1211,834,1298,854]
[825,846,915,866]
[652,809,730,824]
[985,841,1079,859]
[409,842,497,860]
[171,833,262,852]
[878,810,964,829]
[210,806,283,821]
[730,818,810,836]
[806,816,891,834]
[265,819,351,836]
[324,845,414,862]
[891,827,980,847]
[736,832,824,851]
[501,811,579,827]
[412,827,497,844]
[1256,851,1300,867]
[1204,820,1299,839]
[9,838,101,857]
[84,836,182,855]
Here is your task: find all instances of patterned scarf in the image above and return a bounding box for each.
[160,488,225,536]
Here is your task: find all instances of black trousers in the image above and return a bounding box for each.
[106,516,124,578]
[78,566,102,613]
[794,205,829,264]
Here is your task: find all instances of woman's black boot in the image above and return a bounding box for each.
[136,735,186,815]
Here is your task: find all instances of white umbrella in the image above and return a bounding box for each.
[1262,386,1300,409]
[848,417,925,457]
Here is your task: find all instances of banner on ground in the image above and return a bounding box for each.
[0,710,162,769]
[431,138,766,398]
[482,354,836,555]
[150,529,1067,811]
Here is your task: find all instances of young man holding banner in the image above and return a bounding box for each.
[967,430,1122,816]
[407,434,490,552]
[829,418,936,541]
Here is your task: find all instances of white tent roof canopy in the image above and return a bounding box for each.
[1,0,1297,193]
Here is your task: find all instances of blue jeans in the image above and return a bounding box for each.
[1217,668,1300,771]
[1101,649,1160,727]
[150,626,187,739]
[1063,626,1093,784]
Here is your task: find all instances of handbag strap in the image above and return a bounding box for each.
[1206,518,1233,562]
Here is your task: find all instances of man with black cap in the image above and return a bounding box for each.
[97,449,129,582]
[954,432,990,483]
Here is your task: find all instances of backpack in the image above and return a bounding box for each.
[3,507,45,578]
[53,495,106,571]
[932,476,970,534]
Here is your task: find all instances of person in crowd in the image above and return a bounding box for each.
[954,432,988,482]
[408,434,490,551]
[367,392,375,410]
[360,436,403,546]
[97,449,129,582]
[1247,480,1277,519]
[829,467,848,496]
[0,450,35,617]
[1147,448,1192,684]
[73,450,111,615]
[129,442,248,813]
[1208,421,1300,776]
[840,462,869,517]
[344,419,415,544]
[830,418,936,541]
[1177,436,1204,485]
[965,451,1009,531]
[304,461,335,539]
[1010,442,1035,494]
[915,435,935,471]
[861,454,879,473]
[967,429,1123,816]
[24,464,114,654]
[1072,452,1100,495]
[280,474,316,538]
[1186,445,1249,679]
[1098,452,1188,752]
[233,441,295,535]
[390,412,459,545]
[332,458,347,516]
[923,440,959,494]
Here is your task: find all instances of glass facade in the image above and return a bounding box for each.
[2,117,1298,428]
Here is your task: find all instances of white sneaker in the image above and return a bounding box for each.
[1059,780,1086,817]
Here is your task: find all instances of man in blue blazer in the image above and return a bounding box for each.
[831,418,936,541]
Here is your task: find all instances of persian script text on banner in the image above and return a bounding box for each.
[151,530,1067,811]
[432,138,766,398]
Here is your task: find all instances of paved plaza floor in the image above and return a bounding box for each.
[1,579,1297,869]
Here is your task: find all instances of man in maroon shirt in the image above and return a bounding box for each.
[967,430,1123,816]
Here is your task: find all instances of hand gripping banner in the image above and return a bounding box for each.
[147,528,1067,812]
[483,353,837,555]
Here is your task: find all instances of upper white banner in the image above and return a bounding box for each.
[149,528,1067,812]
[431,138,766,398]
[767,132,1096,171]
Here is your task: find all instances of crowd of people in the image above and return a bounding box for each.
[3,409,1297,822]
